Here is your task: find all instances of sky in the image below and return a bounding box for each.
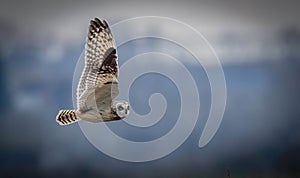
[1,0,300,64]
[0,0,299,177]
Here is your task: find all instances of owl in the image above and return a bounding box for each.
[56,17,130,126]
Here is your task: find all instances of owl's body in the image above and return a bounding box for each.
[56,18,129,126]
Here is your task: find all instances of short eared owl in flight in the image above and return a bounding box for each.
[56,18,129,126]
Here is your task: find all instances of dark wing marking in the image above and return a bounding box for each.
[98,47,118,76]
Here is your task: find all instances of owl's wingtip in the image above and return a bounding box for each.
[92,17,109,28]
[88,17,110,40]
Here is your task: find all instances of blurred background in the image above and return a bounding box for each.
[0,0,300,177]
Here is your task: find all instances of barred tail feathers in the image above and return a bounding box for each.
[56,110,79,126]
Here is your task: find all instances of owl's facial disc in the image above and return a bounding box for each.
[116,102,129,118]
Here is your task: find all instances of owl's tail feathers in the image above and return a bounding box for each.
[56,110,79,126]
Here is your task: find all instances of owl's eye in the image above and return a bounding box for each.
[118,105,124,111]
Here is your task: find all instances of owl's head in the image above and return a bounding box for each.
[114,101,130,118]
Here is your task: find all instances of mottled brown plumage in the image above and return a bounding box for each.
[56,17,129,126]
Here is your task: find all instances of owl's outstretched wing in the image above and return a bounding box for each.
[77,18,119,112]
